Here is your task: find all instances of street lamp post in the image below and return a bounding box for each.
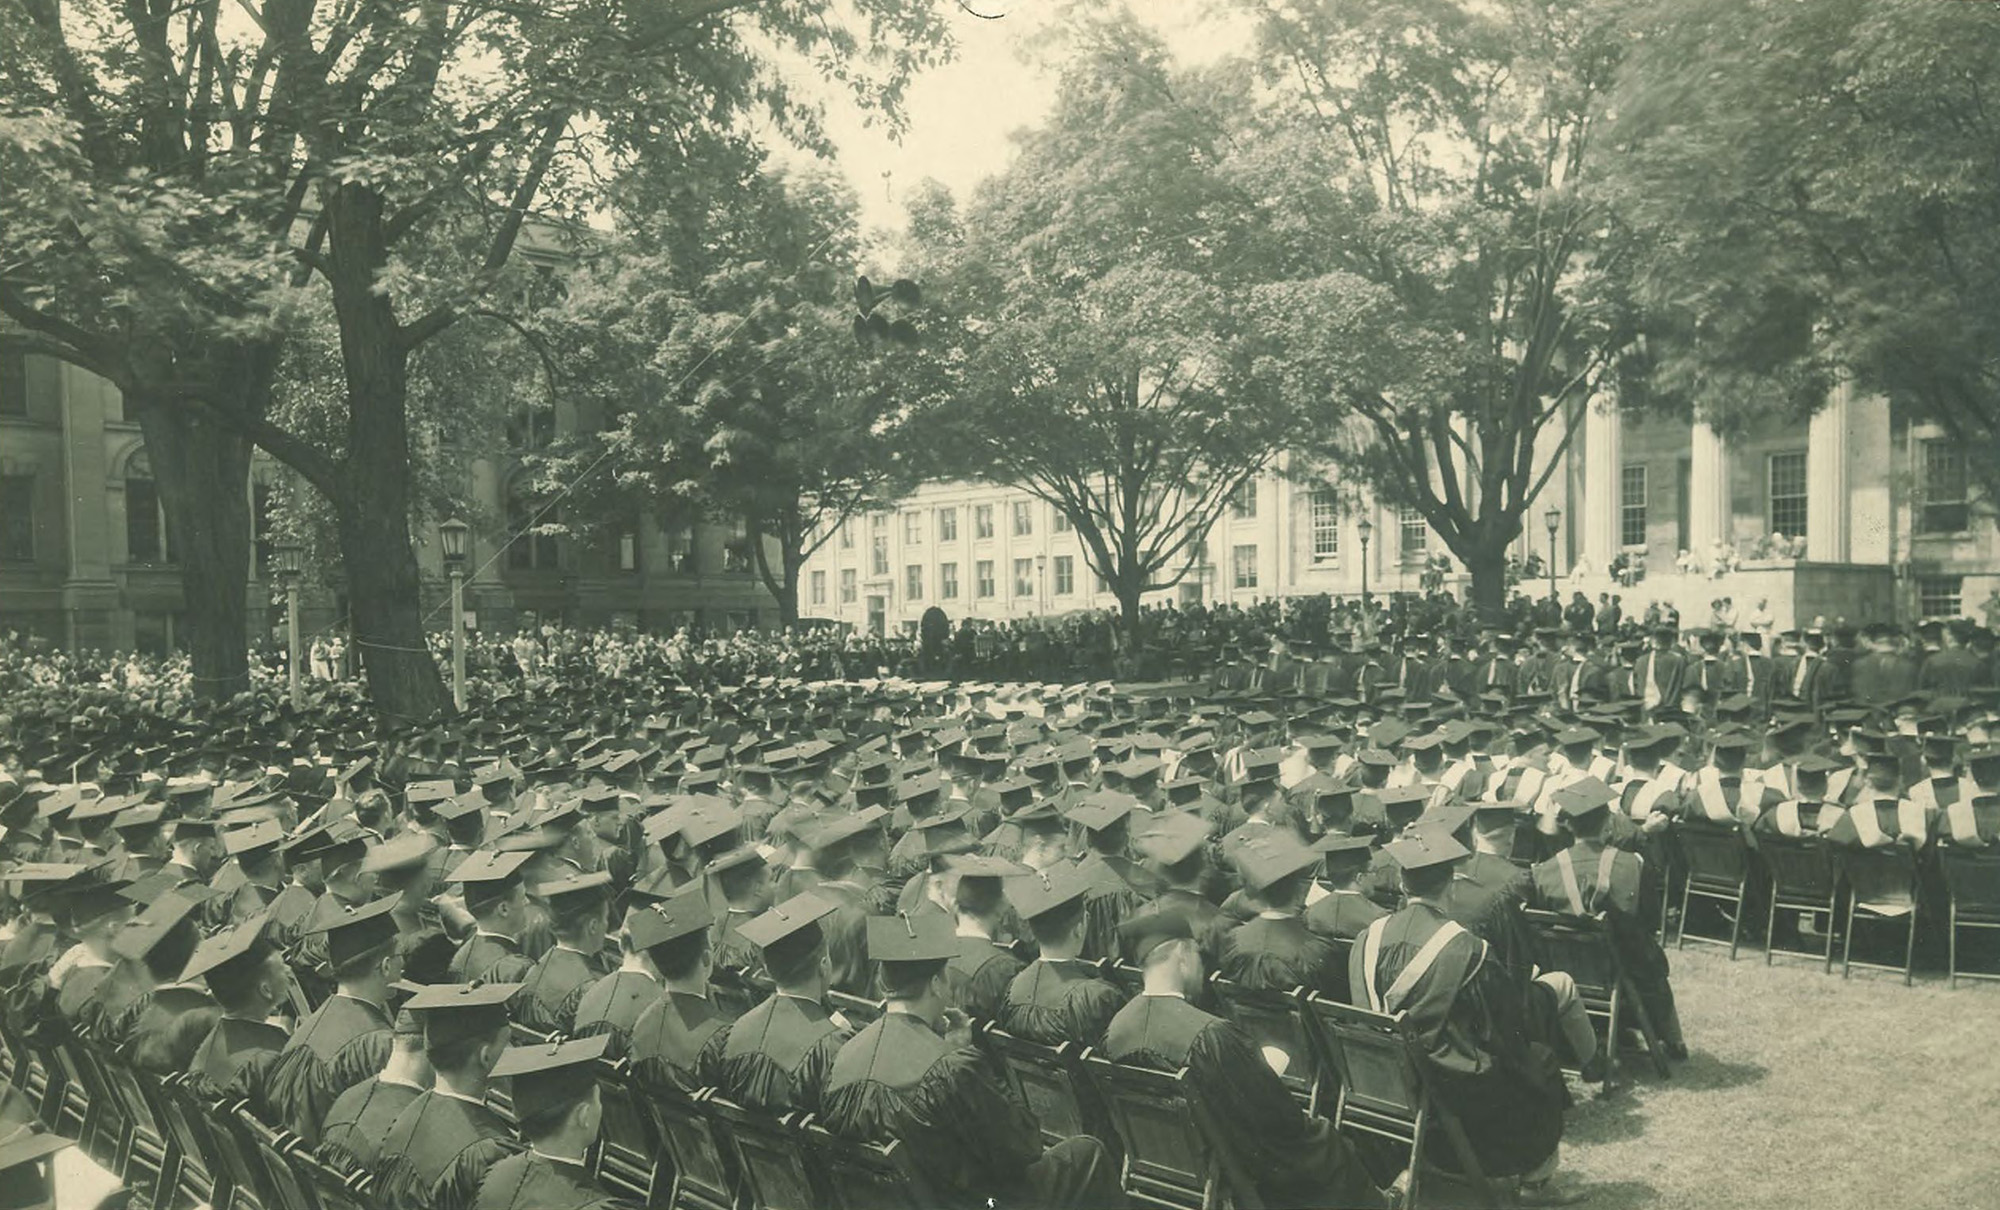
[1544,503,1562,603]
[274,542,303,708]
[1036,553,1047,615]
[1356,517,1373,619]
[440,517,470,712]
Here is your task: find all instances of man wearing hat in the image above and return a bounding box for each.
[1635,624,1688,718]
[820,912,1119,1209]
[1105,908,1387,1208]
[377,982,526,1210]
[89,885,215,1074]
[321,1004,434,1171]
[937,855,1029,1021]
[1131,811,1233,968]
[516,871,614,1032]
[625,889,734,1091]
[1219,835,1344,996]
[1353,831,1574,1201]
[474,1034,626,1210]
[448,851,537,984]
[265,894,402,1144]
[1529,780,1687,1061]
[0,1083,74,1210]
[183,912,293,1105]
[709,892,850,1114]
[998,864,1124,1047]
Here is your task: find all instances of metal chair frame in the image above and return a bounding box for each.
[1758,834,1841,972]
[1837,845,1920,986]
[1672,821,1754,958]
[1940,844,2000,989]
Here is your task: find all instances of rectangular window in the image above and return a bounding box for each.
[1920,439,1970,534]
[975,504,995,540]
[937,507,958,542]
[1768,451,1809,538]
[905,564,923,601]
[1054,555,1075,595]
[254,481,275,577]
[0,344,25,417]
[667,523,696,572]
[840,569,858,604]
[940,562,959,600]
[976,559,995,599]
[1620,465,1648,548]
[1014,558,1035,597]
[1919,575,1963,619]
[1012,500,1033,537]
[1053,510,1071,533]
[1310,490,1339,564]
[0,475,33,562]
[617,522,639,572]
[1096,573,1109,595]
[1230,478,1258,519]
[903,510,923,544]
[810,570,827,606]
[871,532,889,577]
[1398,505,1428,559]
[839,521,853,549]
[126,478,165,564]
[1233,544,1259,589]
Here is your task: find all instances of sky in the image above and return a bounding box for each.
[771,1,1255,239]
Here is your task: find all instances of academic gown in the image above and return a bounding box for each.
[628,989,733,1093]
[264,993,394,1143]
[320,1076,426,1170]
[377,1089,521,1210]
[1350,903,1566,1178]
[822,1011,1115,1210]
[475,1150,632,1210]
[1529,840,1682,1047]
[1148,887,1232,969]
[998,958,1124,1048]
[448,932,534,985]
[115,984,222,1077]
[1303,887,1387,942]
[940,934,1024,1022]
[1219,913,1344,997]
[516,944,606,1032]
[1102,993,1382,1208]
[187,1015,290,1109]
[711,992,848,1114]
[569,969,663,1056]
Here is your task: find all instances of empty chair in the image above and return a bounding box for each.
[642,1081,737,1210]
[1205,977,1321,1114]
[1757,834,1841,971]
[1837,844,1920,985]
[1939,844,2000,988]
[703,1093,820,1210]
[1673,820,1755,958]
[976,1026,1097,1145]
[590,1057,669,1206]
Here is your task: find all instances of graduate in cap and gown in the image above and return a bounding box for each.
[447,851,537,984]
[376,981,525,1210]
[708,892,851,1115]
[997,864,1124,1048]
[182,911,293,1109]
[320,998,432,1172]
[265,894,400,1143]
[937,854,1029,1021]
[624,888,735,1091]
[515,871,614,1032]
[475,1034,634,1210]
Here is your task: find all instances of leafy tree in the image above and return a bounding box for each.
[908,17,1300,640]
[529,162,919,627]
[0,0,949,718]
[1236,0,1639,618]
[1606,0,2000,498]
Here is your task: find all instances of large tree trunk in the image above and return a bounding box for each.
[1463,545,1510,626]
[326,183,449,722]
[135,398,253,699]
[752,525,801,628]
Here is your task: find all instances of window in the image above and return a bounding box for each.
[903,510,923,544]
[1310,490,1339,564]
[1014,557,1035,597]
[1012,500,1033,537]
[1233,544,1259,589]
[1230,478,1258,519]
[905,564,923,601]
[0,343,24,417]
[938,507,958,542]
[667,523,696,572]
[810,570,827,606]
[1620,465,1648,548]
[1919,575,1963,619]
[616,520,639,572]
[1920,439,1970,534]
[840,569,857,603]
[1053,510,1071,533]
[506,406,555,451]
[1096,573,1109,595]
[253,481,275,577]
[974,504,995,540]
[869,514,889,576]
[1054,555,1075,595]
[976,559,995,599]
[940,562,959,600]
[1768,451,1809,538]
[1398,506,1428,559]
[0,475,33,562]
[505,481,558,570]
[839,521,853,550]
[125,457,169,564]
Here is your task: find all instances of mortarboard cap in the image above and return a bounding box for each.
[1131,811,1209,866]
[222,819,284,858]
[491,1032,610,1115]
[1383,830,1469,871]
[736,892,838,954]
[361,831,436,876]
[403,980,523,1047]
[1118,907,1193,964]
[112,889,207,962]
[1233,835,1320,892]
[1553,777,1617,818]
[305,892,403,967]
[1004,863,1092,921]
[865,912,959,964]
[181,912,274,983]
[628,887,713,950]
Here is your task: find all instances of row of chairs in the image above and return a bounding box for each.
[0,1018,378,1210]
[1668,826,2000,986]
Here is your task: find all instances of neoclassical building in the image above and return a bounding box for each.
[0,336,777,653]
[800,385,1997,636]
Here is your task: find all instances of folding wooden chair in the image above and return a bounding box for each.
[1672,820,1754,958]
[234,1108,325,1210]
[975,1025,1097,1145]
[1939,844,2000,989]
[1838,844,1920,985]
[1758,833,1841,971]
[1304,996,1503,1210]
[1521,908,1670,1082]
[1205,976,1322,1115]
[703,1093,821,1210]
[802,1120,936,1210]
[1080,1054,1257,1210]
[584,1056,669,1206]
[643,1081,736,1210]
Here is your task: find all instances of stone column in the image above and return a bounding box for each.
[1582,392,1622,569]
[1807,378,1852,562]
[60,365,119,650]
[1688,419,1732,560]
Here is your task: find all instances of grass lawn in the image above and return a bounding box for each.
[1559,943,2000,1209]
